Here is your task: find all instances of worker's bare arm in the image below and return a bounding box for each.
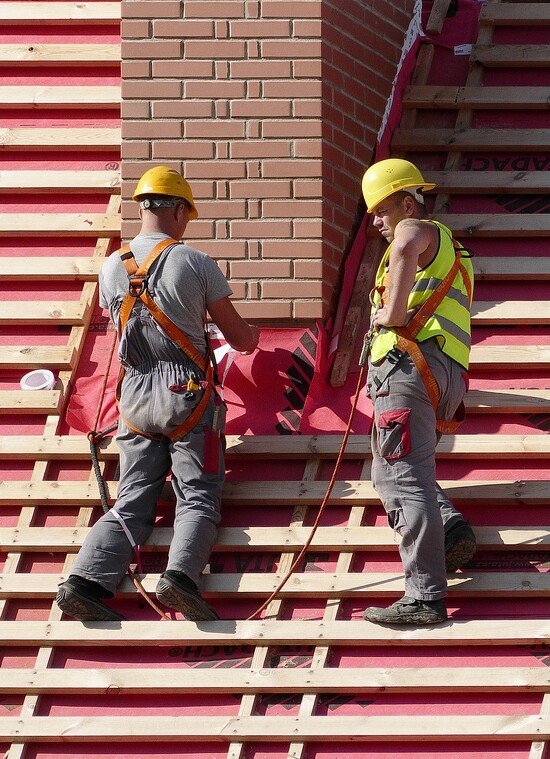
[207,296,259,353]
[374,219,435,327]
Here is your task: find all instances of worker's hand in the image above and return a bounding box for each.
[373,305,402,328]
[241,325,260,355]
[372,305,390,327]
[208,298,259,353]
[374,305,418,328]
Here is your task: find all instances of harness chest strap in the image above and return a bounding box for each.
[383,242,473,434]
[402,245,473,339]
[118,239,206,370]
[117,239,214,442]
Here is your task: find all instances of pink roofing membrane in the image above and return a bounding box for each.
[1,1,550,757]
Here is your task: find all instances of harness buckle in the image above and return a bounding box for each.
[128,275,148,297]
[386,347,404,365]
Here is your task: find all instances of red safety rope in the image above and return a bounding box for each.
[246,362,366,621]
[90,313,366,622]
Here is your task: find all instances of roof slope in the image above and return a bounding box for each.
[1,1,550,758]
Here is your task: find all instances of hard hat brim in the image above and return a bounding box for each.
[367,181,436,213]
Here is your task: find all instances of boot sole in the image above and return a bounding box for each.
[56,586,126,622]
[445,536,477,573]
[364,609,447,626]
[156,578,219,621]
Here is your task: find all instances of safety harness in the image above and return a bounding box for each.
[117,237,215,442]
[374,237,473,434]
[85,237,221,621]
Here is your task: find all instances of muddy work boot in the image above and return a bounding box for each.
[363,596,447,626]
[445,520,477,573]
[56,576,126,622]
[156,570,219,621]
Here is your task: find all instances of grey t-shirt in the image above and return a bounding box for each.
[100,233,232,357]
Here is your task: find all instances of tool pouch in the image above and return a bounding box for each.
[119,363,203,438]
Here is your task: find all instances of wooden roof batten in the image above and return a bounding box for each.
[0,2,121,23]
[1,714,550,744]
[0,127,121,150]
[1,524,547,553]
[3,665,550,695]
[0,170,120,194]
[1,618,549,647]
[0,43,121,64]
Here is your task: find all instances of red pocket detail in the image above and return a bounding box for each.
[378,407,411,459]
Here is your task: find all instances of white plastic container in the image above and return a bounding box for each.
[20,369,56,391]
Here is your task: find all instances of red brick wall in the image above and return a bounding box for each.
[121,0,415,321]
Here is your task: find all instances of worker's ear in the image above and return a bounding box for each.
[403,193,416,216]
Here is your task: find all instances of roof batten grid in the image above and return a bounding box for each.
[0,4,121,759]
[1,0,550,757]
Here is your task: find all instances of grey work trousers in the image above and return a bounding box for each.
[367,338,468,601]
[71,398,224,594]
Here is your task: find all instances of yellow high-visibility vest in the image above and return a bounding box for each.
[370,220,474,370]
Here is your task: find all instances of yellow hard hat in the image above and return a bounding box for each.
[132,166,198,220]
[361,158,436,213]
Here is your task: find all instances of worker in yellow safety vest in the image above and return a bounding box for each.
[361,158,476,626]
[57,166,259,622]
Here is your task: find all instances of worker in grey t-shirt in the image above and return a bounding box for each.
[57,166,259,623]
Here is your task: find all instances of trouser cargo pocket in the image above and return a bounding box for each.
[377,408,411,459]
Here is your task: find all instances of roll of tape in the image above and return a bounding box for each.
[20,369,56,391]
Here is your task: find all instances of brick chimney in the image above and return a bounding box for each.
[121,0,415,321]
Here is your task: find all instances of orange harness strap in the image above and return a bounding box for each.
[386,242,473,434]
[117,239,214,442]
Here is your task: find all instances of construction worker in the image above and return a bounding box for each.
[56,166,259,622]
[361,158,476,626]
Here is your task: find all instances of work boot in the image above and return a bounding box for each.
[156,570,219,621]
[56,576,126,622]
[445,520,476,573]
[363,596,447,626]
